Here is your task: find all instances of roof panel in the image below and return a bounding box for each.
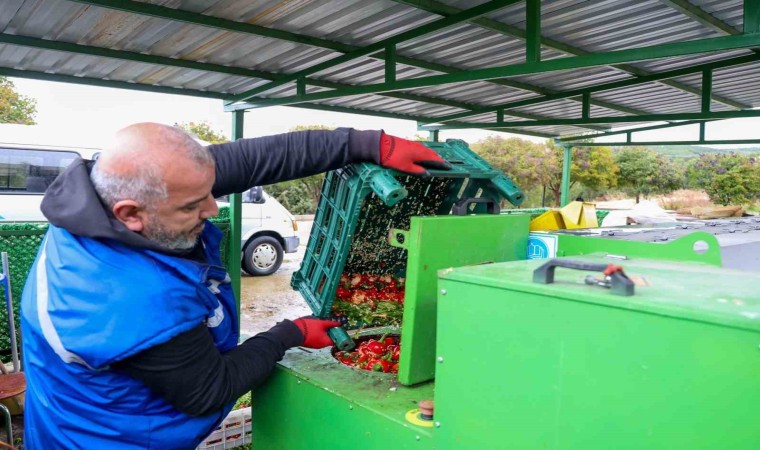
[0,0,758,139]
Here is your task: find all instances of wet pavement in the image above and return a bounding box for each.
[239,219,313,336]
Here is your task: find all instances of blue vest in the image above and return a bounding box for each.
[21,222,239,449]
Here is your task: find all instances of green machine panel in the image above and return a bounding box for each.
[253,346,435,450]
[436,256,759,450]
[390,214,529,385]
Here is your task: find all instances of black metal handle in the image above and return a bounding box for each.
[451,197,500,216]
[533,258,635,296]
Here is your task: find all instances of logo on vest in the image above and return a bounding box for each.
[207,301,225,328]
[206,273,231,294]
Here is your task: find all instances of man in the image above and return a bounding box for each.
[20,123,449,449]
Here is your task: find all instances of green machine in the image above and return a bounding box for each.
[252,141,759,449]
[436,256,759,449]
[255,252,759,450]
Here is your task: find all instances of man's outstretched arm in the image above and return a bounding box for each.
[209,128,450,197]
[209,128,379,197]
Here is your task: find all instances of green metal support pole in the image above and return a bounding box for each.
[525,0,541,63]
[701,69,712,113]
[428,130,440,142]
[746,0,760,34]
[699,122,706,141]
[297,77,306,97]
[582,93,591,119]
[385,45,396,83]
[229,111,244,321]
[560,145,572,207]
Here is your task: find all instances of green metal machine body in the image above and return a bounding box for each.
[252,336,435,450]
[254,251,758,450]
[436,256,759,449]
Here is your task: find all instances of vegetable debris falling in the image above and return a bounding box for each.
[332,273,405,328]
[344,176,455,274]
[331,176,457,328]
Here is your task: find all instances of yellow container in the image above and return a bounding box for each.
[559,201,599,229]
[529,210,566,231]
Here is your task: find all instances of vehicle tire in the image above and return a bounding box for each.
[243,236,284,276]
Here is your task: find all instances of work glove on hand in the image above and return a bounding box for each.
[379,132,451,176]
[292,316,342,349]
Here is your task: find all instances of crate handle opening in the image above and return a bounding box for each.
[451,197,499,216]
[388,229,409,249]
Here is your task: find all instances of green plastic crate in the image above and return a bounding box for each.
[291,139,524,323]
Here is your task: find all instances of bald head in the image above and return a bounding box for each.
[92,123,214,210]
[98,122,211,177]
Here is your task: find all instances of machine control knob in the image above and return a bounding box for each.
[418,400,434,420]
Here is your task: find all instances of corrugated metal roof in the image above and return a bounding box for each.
[1,0,759,138]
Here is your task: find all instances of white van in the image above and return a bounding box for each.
[0,133,100,221]
[0,125,299,276]
[216,187,300,276]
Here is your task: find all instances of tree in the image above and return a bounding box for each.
[545,141,619,206]
[614,147,682,203]
[264,125,335,214]
[687,153,760,205]
[472,136,619,207]
[175,121,229,144]
[472,136,555,192]
[0,76,37,124]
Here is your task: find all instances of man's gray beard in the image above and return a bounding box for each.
[143,219,202,251]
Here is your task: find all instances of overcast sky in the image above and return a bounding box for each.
[7,77,760,149]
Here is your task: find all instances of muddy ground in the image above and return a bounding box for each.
[238,219,313,336]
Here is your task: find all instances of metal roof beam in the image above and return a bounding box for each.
[228,0,520,102]
[69,0,645,118]
[556,119,718,142]
[68,0,356,52]
[417,109,760,130]
[393,0,749,110]
[0,33,278,80]
[226,34,760,110]
[0,33,604,132]
[2,64,553,134]
[559,139,760,147]
[0,34,482,109]
[424,53,760,124]
[0,66,226,99]
[659,0,739,35]
[290,104,556,139]
[748,0,760,34]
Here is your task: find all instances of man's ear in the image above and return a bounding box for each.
[112,200,147,232]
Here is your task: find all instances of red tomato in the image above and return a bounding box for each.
[366,340,385,356]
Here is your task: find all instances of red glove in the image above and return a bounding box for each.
[379,133,451,176]
[292,317,342,349]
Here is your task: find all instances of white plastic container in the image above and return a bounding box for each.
[196,407,252,450]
